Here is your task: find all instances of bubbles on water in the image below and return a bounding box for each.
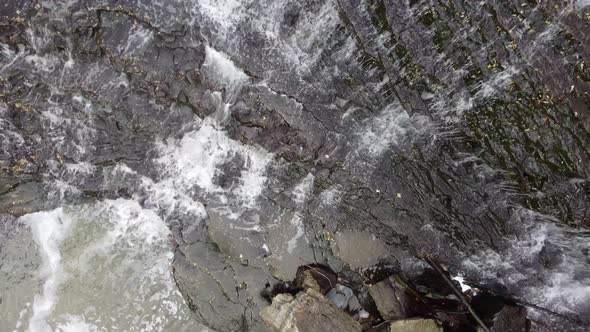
[155,120,273,209]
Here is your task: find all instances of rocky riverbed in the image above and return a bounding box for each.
[1,0,589,331]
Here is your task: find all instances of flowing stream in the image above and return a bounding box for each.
[1,0,589,331]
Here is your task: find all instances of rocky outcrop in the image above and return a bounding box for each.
[1,0,589,331]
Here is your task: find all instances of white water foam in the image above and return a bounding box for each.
[23,209,73,332]
[452,275,472,293]
[286,214,306,254]
[156,120,272,209]
[349,103,431,163]
[291,173,315,207]
[10,200,201,332]
[203,46,249,94]
[153,46,272,210]
[462,208,590,316]
[193,0,250,36]
[202,46,250,123]
[192,0,339,77]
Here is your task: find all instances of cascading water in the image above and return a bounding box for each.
[1,0,589,331]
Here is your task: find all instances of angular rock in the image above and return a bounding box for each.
[326,284,355,309]
[294,263,338,294]
[369,277,410,320]
[260,288,361,332]
[389,318,443,332]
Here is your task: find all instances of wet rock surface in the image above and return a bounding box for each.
[369,277,412,321]
[1,0,589,331]
[260,288,362,332]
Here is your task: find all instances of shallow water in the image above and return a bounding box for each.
[1,201,201,332]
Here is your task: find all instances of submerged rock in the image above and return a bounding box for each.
[332,231,390,270]
[260,288,361,332]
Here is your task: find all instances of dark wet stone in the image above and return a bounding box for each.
[212,154,245,189]
[490,306,529,332]
[361,261,401,285]
[538,241,564,269]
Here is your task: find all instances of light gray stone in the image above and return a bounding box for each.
[389,319,443,332]
[332,231,389,270]
[260,288,361,332]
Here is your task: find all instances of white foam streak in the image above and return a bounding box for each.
[203,46,249,91]
[353,103,431,159]
[23,209,73,332]
[203,46,250,122]
[15,200,196,331]
[286,214,306,254]
[292,173,314,207]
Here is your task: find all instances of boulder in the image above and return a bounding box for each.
[260,288,361,332]
[389,318,443,332]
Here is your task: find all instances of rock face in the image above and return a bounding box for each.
[260,289,361,332]
[389,318,443,332]
[1,0,589,331]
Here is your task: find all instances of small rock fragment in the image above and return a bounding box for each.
[326,284,354,309]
